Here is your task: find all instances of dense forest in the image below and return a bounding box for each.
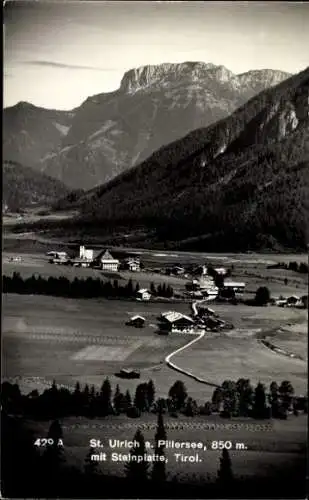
[3,160,71,211]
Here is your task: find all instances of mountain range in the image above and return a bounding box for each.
[3,62,290,190]
[54,66,309,252]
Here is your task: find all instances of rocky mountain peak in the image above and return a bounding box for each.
[119,61,235,92]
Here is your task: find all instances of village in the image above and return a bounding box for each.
[46,245,308,309]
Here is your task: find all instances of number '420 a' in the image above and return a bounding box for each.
[34,438,64,446]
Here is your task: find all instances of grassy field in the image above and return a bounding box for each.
[24,413,306,482]
[3,294,210,399]
[2,294,307,401]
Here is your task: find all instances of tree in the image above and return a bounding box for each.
[152,410,167,483]
[99,378,112,416]
[47,419,63,442]
[168,381,187,411]
[269,381,280,417]
[253,382,267,418]
[155,408,167,443]
[236,378,253,417]
[217,448,233,486]
[221,380,238,416]
[126,279,134,296]
[255,286,271,306]
[84,446,99,477]
[150,282,156,295]
[279,380,295,411]
[184,397,198,417]
[41,420,65,482]
[134,383,149,412]
[212,387,224,412]
[147,380,155,409]
[72,381,83,415]
[113,384,122,415]
[125,429,149,483]
[124,389,132,410]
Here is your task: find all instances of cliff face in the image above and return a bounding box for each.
[3,62,290,190]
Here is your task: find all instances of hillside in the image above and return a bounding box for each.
[3,102,74,172]
[3,63,290,190]
[3,160,71,211]
[55,67,309,252]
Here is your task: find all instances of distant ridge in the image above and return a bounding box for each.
[3,61,291,190]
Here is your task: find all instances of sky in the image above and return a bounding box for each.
[3,0,309,110]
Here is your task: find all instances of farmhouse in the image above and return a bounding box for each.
[124,257,140,272]
[223,281,246,293]
[214,267,228,276]
[136,289,151,301]
[158,311,195,334]
[94,249,120,272]
[47,251,68,259]
[126,315,145,327]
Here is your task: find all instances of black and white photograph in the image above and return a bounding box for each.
[2,0,308,498]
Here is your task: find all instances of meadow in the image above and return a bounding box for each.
[2,292,307,400]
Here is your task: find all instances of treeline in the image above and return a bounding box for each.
[2,377,307,422]
[2,273,174,299]
[267,261,309,274]
[3,160,70,211]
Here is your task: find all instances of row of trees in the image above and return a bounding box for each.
[150,281,174,298]
[2,377,306,421]
[211,379,305,419]
[2,273,174,299]
[268,261,309,274]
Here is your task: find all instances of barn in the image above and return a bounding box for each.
[158,311,195,334]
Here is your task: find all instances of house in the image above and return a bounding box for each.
[47,251,68,259]
[125,315,146,328]
[185,277,214,292]
[79,245,94,261]
[124,257,140,272]
[223,281,245,293]
[275,299,288,307]
[286,295,300,306]
[136,289,151,301]
[201,286,219,299]
[301,295,308,309]
[158,311,195,334]
[214,267,228,276]
[95,249,120,272]
[116,368,140,379]
[172,266,185,275]
[71,258,91,268]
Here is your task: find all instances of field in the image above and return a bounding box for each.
[2,293,307,400]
